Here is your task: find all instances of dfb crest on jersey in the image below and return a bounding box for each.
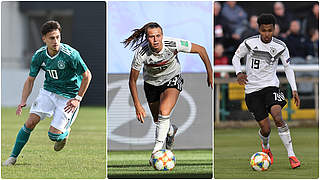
[57,60,65,69]
[270,47,277,56]
[266,47,277,65]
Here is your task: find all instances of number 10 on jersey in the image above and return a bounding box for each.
[47,69,58,79]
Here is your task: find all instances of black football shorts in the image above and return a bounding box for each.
[144,74,184,103]
[245,86,287,121]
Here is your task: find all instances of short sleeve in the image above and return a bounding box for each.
[235,41,249,58]
[175,38,192,53]
[29,53,42,77]
[72,51,88,75]
[131,50,143,71]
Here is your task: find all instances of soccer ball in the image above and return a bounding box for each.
[250,152,271,171]
[150,149,176,171]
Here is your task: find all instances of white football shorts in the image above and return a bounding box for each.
[30,88,79,133]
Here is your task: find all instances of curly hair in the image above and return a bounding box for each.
[257,13,276,27]
[40,20,61,36]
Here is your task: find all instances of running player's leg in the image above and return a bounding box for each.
[4,89,54,166]
[257,117,271,149]
[270,104,300,168]
[148,101,160,123]
[48,95,79,151]
[148,101,176,140]
[152,88,180,153]
[257,117,273,164]
[3,113,40,166]
[245,90,273,163]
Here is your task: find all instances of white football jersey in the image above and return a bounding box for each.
[131,36,192,86]
[234,35,291,94]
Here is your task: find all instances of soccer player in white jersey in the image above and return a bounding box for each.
[3,21,92,166]
[123,22,213,161]
[232,14,301,169]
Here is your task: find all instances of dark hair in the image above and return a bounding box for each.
[122,22,163,51]
[257,13,276,27]
[40,20,61,36]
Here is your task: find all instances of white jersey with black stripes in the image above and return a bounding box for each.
[131,36,192,86]
[233,35,292,94]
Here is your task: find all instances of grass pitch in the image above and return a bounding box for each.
[108,149,212,178]
[214,127,318,179]
[1,107,106,179]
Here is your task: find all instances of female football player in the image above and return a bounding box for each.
[123,22,213,159]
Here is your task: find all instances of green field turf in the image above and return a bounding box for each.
[1,107,106,179]
[214,127,319,179]
[108,149,212,178]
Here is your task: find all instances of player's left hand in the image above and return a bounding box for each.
[64,99,80,113]
[292,91,300,108]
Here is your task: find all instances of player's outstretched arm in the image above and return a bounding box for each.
[16,76,36,116]
[190,43,213,88]
[282,57,299,108]
[64,69,92,113]
[129,68,146,123]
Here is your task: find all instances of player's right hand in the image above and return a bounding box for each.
[16,103,26,116]
[135,105,146,123]
[237,72,248,85]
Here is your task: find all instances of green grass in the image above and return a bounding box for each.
[214,127,319,179]
[108,149,212,178]
[1,107,106,179]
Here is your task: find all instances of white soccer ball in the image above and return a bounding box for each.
[250,152,271,171]
[151,149,176,171]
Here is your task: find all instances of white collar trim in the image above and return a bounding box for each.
[46,46,61,59]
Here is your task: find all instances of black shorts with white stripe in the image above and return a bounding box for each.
[144,74,183,103]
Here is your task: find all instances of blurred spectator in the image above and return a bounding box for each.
[286,20,314,59]
[310,29,319,58]
[240,15,259,42]
[214,1,229,44]
[274,24,280,37]
[305,3,319,44]
[273,2,294,38]
[273,24,281,38]
[220,1,248,57]
[221,1,248,41]
[214,43,229,78]
[273,24,286,42]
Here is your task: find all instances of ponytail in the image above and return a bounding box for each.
[122,22,162,51]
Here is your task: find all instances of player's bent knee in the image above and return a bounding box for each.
[48,131,69,142]
[159,110,171,117]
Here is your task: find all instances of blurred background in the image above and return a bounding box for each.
[214,2,319,178]
[108,1,212,150]
[1,2,106,178]
[2,1,106,107]
[214,1,319,124]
